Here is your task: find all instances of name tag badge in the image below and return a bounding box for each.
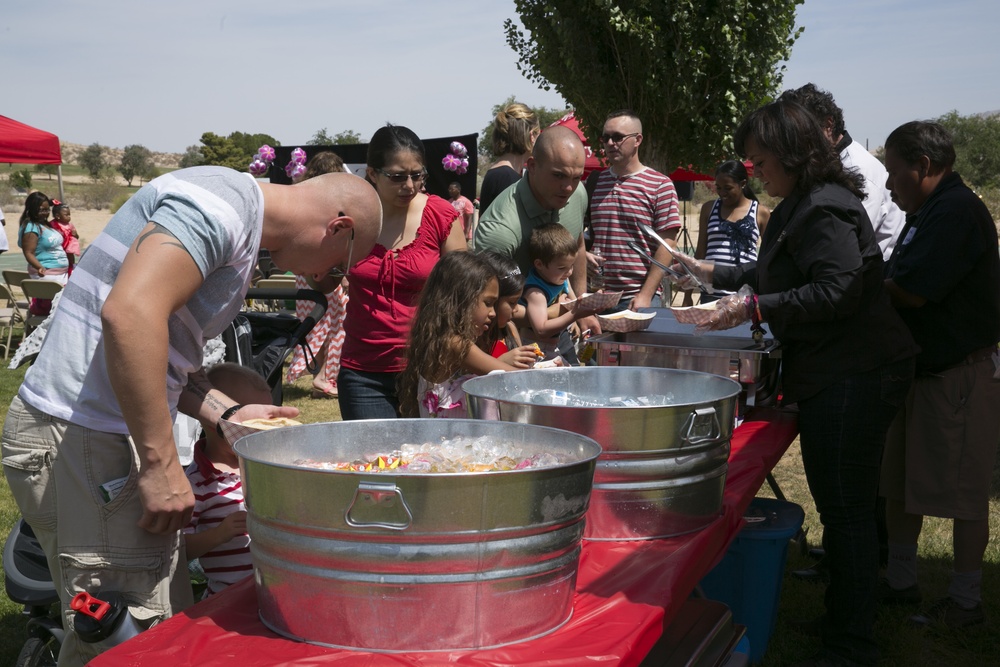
[901,227,917,246]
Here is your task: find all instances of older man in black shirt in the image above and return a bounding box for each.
[880,120,1000,629]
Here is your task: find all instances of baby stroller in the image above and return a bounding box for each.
[2,286,327,666]
[3,519,63,666]
[223,286,328,404]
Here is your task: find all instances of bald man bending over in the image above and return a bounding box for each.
[1,166,381,667]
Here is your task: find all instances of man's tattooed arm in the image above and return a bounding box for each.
[134,223,190,256]
[181,368,230,418]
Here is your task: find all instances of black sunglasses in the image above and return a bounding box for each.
[376,169,428,184]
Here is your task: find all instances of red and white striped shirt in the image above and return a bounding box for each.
[590,167,680,296]
[184,440,252,596]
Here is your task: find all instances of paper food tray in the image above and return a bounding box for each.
[597,310,656,333]
[670,303,719,326]
[563,291,623,311]
[219,417,302,443]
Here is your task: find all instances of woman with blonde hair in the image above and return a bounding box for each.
[478,102,540,214]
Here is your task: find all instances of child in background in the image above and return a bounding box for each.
[184,363,272,597]
[477,250,541,365]
[398,252,538,418]
[49,201,80,272]
[519,223,597,360]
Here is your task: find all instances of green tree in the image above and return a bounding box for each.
[332,130,362,145]
[308,129,362,146]
[10,169,32,191]
[308,128,334,145]
[118,144,154,187]
[79,142,108,180]
[34,164,58,180]
[179,145,203,169]
[936,111,1000,190]
[479,95,569,160]
[505,0,804,172]
[199,131,279,171]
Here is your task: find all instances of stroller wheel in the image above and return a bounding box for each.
[16,635,59,667]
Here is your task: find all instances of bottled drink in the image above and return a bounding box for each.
[71,591,143,649]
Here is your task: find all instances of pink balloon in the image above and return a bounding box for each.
[257,145,276,163]
[249,159,268,177]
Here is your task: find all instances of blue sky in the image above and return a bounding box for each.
[2,1,997,154]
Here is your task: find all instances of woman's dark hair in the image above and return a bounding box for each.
[367,124,425,170]
[715,159,757,201]
[20,191,51,226]
[733,99,864,199]
[478,250,525,298]
[885,121,956,170]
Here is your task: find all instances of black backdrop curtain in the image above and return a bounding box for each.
[269,133,478,201]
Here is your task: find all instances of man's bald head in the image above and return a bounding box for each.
[260,172,382,277]
[303,172,382,261]
[526,126,586,210]
[532,125,585,166]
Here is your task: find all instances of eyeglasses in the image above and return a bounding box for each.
[327,224,354,279]
[376,168,428,184]
[600,132,640,145]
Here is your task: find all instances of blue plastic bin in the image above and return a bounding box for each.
[723,635,751,666]
[699,497,804,664]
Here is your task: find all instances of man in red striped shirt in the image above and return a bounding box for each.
[589,110,681,310]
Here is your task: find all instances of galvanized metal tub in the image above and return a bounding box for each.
[463,367,741,540]
[234,419,601,651]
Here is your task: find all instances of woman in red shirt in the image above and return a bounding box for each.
[338,125,467,419]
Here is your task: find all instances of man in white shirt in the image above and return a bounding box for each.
[782,84,906,260]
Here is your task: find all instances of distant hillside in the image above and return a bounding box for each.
[60,142,184,169]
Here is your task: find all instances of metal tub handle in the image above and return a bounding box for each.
[344,481,413,530]
[680,407,724,447]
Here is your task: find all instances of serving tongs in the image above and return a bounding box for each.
[627,231,710,295]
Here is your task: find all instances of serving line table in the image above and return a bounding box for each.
[92,408,798,667]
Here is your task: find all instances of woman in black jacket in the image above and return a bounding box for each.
[675,99,917,667]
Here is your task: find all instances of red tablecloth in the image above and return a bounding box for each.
[92,408,798,667]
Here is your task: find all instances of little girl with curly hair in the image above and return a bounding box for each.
[398,252,539,418]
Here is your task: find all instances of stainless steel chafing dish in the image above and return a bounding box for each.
[589,309,782,407]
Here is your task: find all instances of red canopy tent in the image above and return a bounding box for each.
[0,115,65,199]
[669,161,754,182]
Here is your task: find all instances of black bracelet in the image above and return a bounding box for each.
[216,404,244,437]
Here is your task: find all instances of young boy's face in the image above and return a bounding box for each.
[533,253,576,286]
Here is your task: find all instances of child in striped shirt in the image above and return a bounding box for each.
[183,363,272,597]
